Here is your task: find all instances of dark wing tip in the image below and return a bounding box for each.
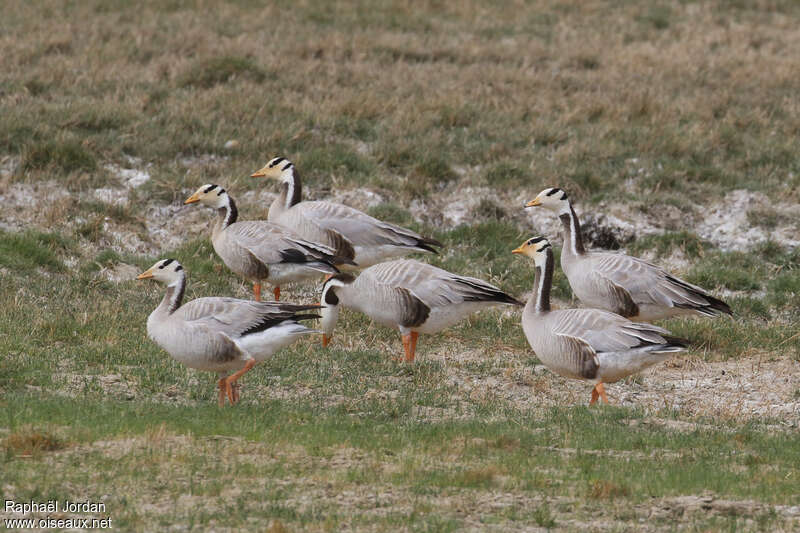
[706,295,733,316]
[662,335,690,349]
[295,313,322,322]
[331,255,358,266]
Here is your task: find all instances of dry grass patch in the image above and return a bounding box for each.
[588,479,631,500]
[4,425,68,457]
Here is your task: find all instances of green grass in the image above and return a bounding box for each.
[21,139,96,173]
[0,228,798,529]
[4,395,799,530]
[176,55,267,89]
[2,0,800,530]
[0,230,71,272]
[628,231,710,259]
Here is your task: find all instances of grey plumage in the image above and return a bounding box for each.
[137,258,321,405]
[526,187,732,321]
[252,158,442,268]
[185,184,344,299]
[320,259,521,361]
[513,237,688,404]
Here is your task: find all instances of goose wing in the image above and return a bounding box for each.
[548,308,677,354]
[176,297,321,339]
[584,252,730,316]
[294,201,441,252]
[364,259,520,308]
[226,221,338,266]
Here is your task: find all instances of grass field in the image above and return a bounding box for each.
[2,1,800,531]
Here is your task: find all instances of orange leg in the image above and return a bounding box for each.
[253,282,262,302]
[217,378,227,407]
[589,383,609,405]
[401,333,418,363]
[273,286,281,301]
[224,359,257,405]
[322,334,331,347]
[232,383,240,403]
[597,383,609,404]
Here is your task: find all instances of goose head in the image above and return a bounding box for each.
[137,258,185,285]
[184,184,229,209]
[319,273,356,347]
[512,237,552,268]
[525,187,571,215]
[250,157,294,182]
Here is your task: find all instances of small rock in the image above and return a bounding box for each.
[224,140,239,150]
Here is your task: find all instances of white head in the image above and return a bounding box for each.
[136,258,185,285]
[511,236,552,268]
[250,157,295,183]
[525,187,571,215]
[184,184,230,209]
[319,274,355,347]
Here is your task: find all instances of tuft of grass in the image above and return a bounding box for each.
[22,139,96,173]
[177,55,267,88]
[638,5,672,30]
[265,521,289,533]
[766,272,800,311]
[367,204,416,227]
[627,231,710,259]
[471,198,507,220]
[0,230,70,272]
[747,206,789,230]
[532,504,556,528]
[484,161,530,187]
[588,479,630,500]
[299,145,375,185]
[4,426,67,456]
[688,251,762,292]
[64,106,131,133]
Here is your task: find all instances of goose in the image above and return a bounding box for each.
[136,258,321,406]
[185,184,353,301]
[525,188,732,321]
[319,258,522,362]
[513,237,688,404]
[250,157,442,268]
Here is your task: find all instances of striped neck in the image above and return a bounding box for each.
[531,248,553,313]
[558,204,585,256]
[161,275,186,315]
[216,195,238,231]
[281,167,302,210]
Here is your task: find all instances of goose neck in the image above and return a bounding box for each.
[281,167,302,210]
[160,276,186,315]
[214,196,238,235]
[527,249,553,314]
[558,204,585,256]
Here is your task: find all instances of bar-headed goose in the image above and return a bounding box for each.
[319,259,522,362]
[513,237,688,404]
[185,184,353,301]
[525,188,732,321]
[137,258,321,405]
[250,157,442,268]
